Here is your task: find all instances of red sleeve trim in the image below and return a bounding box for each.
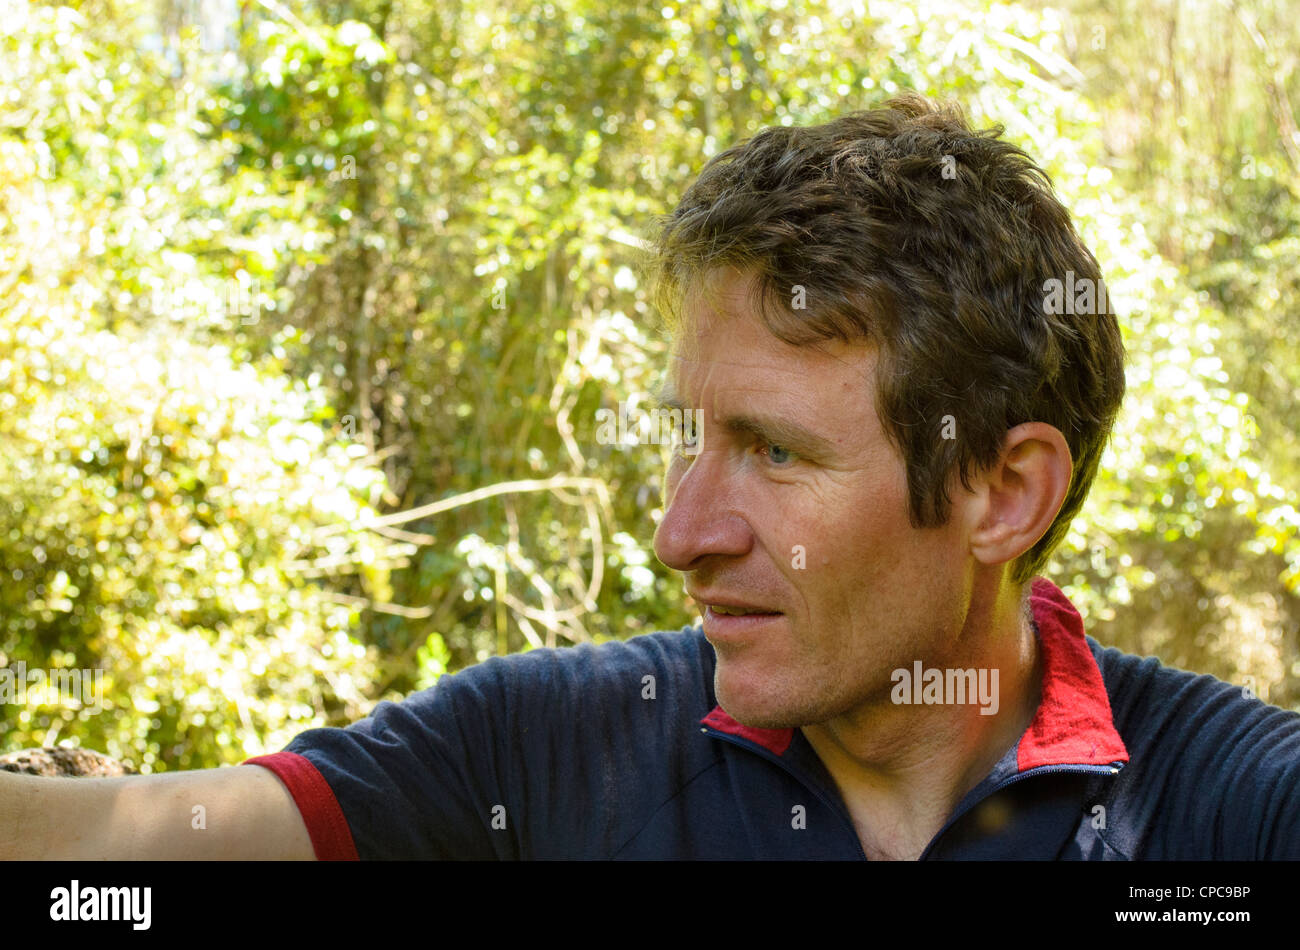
[243,751,360,861]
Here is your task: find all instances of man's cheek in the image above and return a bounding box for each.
[769,498,833,575]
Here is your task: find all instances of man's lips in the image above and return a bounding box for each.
[699,602,785,644]
[704,604,783,617]
[686,589,783,616]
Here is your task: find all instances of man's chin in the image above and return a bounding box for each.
[714,674,811,730]
[713,659,866,729]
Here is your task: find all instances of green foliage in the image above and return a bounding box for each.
[0,0,395,769]
[415,632,451,690]
[0,304,391,770]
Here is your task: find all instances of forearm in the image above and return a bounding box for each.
[0,764,315,860]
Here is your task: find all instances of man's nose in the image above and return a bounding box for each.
[652,451,753,572]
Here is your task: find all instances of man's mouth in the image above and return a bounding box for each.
[701,604,784,643]
[708,605,779,616]
[687,589,784,631]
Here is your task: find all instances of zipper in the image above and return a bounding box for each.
[916,760,1126,860]
[704,725,1125,860]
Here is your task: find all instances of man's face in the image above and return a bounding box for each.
[652,269,974,729]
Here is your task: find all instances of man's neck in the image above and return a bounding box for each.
[800,581,1042,860]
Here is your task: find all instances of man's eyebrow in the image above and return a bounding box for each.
[652,380,839,458]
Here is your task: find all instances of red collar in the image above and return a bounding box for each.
[700,577,1130,771]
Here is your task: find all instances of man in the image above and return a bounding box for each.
[2,93,1297,860]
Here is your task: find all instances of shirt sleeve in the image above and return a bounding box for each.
[244,653,529,860]
[1094,644,1300,859]
[243,749,360,860]
[240,629,709,860]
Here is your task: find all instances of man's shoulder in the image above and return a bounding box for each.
[1086,635,1300,740]
[320,623,718,755]
[277,624,724,859]
[403,624,719,735]
[1083,636,1300,858]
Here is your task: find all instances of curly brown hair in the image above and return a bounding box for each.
[647,92,1126,584]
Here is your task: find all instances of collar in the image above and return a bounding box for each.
[699,576,1130,772]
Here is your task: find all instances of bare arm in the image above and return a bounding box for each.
[0,764,315,860]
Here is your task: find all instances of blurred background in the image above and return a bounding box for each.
[1,0,1296,771]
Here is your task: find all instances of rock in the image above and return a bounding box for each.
[0,746,135,777]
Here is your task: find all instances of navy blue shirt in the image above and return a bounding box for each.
[246,579,1300,859]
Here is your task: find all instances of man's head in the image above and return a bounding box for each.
[647,94,1125,728]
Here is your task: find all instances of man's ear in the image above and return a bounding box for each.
[966,422,1072,568]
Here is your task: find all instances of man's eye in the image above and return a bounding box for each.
[764,443,796,465]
